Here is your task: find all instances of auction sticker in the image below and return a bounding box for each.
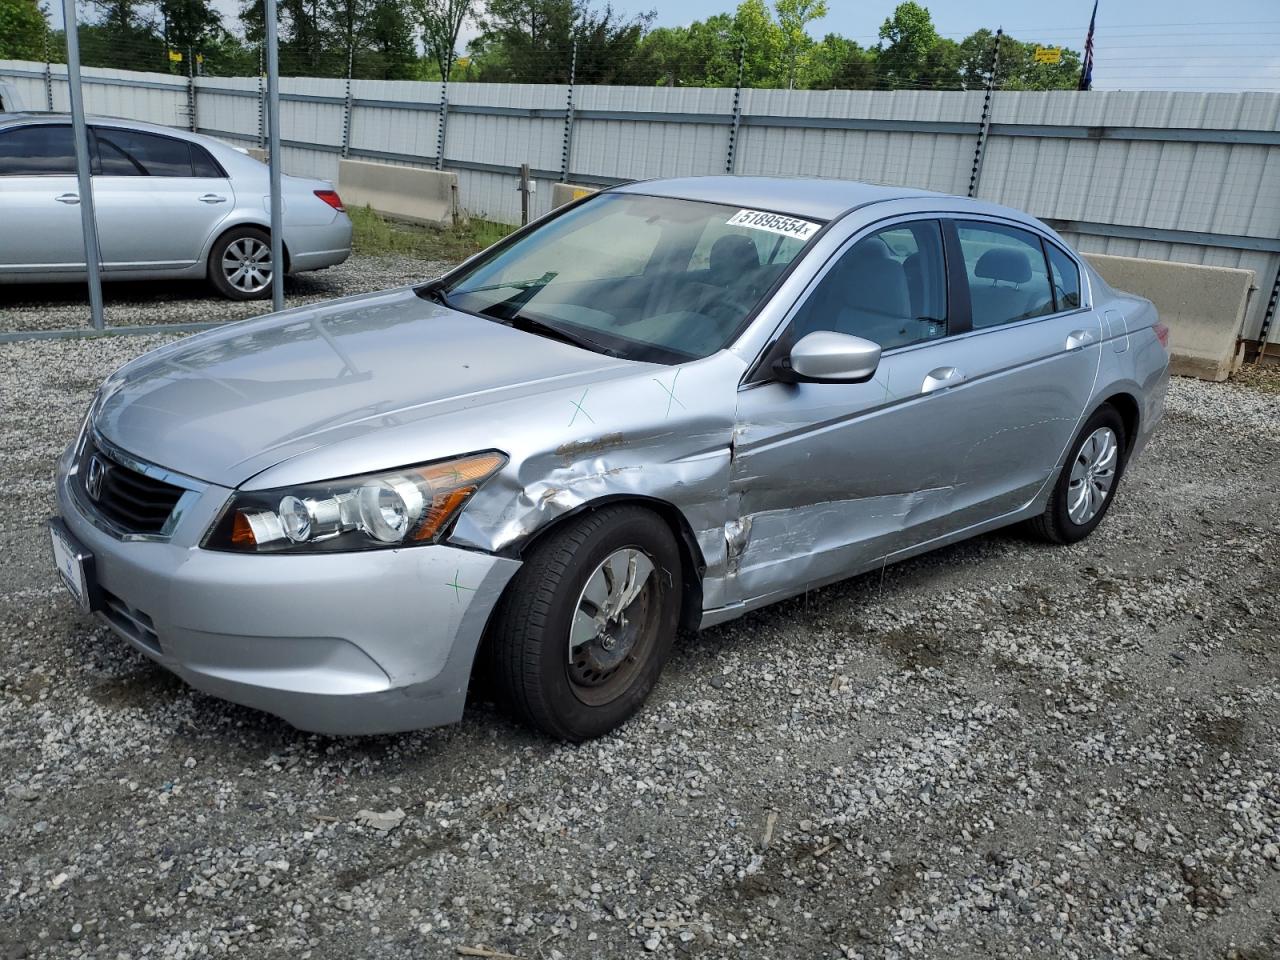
[726,209,821,241]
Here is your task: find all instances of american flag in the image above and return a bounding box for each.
[1078,0,1098,91]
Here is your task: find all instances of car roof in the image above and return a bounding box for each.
[1,111,195,135]
[613,176,955,222]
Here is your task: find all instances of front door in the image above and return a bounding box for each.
[0,124,88,278]
[729,218,982,606]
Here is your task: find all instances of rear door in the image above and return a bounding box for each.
[0,123,87,278]
[90,126,233,273]
[930,218,1102,528]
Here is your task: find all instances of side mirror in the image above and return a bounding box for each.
[774,331,882,384]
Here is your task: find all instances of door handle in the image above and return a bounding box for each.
[922,367,965,394]
[55,193,80,205]
[1065,329,1096,351]
[198,194,227,204]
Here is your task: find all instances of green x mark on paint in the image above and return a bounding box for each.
[446,569,476,601]
[653,369,685,419]
[568,388,595,426]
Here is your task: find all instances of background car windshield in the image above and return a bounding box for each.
[444,193,820,362]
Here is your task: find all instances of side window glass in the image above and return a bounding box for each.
[956,222,1055,328]
[790,220,947,350]
[92,128,194,177]
[0,125,76,175]
[1046,242,1081,310]
[191,144,224,178]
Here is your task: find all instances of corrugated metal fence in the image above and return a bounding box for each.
[3,58,1278,345]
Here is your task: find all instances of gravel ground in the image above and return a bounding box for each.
[0,254,448,333]
[1,269,1278,960]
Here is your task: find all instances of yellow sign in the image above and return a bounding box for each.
[168,49,183,63]
[1033,46,1062,64]
[196,53,204,65]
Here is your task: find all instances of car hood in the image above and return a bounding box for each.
[93,287,636,487]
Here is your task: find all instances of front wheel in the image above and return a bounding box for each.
[1027,405,1127,544]
[484,506,683,741]
[208,227,276,301]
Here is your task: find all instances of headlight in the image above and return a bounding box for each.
[203,452,506,553]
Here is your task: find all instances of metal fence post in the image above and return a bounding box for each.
[43,28,54,111]
[61,0,104,330]
[186,46,197,132]
[1257,263,1280,362]
[257,48,266,150]
[726,42,745,174]
[560,40,577,183]
[519,163,531,225]
[967,27,1003,199]
[264,0,285,312]
[341,48,353,159]
[435,77,449,170]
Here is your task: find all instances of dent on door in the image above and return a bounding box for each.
[724,348,975,608]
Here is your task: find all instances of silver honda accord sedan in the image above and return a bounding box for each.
[50,176,1169,740]
[0,113,351,299]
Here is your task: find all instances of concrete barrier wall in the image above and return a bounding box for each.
[551,183,599,209]
[338,159,459,227]
[1084,253,1256,382]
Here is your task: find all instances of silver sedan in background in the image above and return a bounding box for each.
[51,177,1169,741]
[0,113,351,299]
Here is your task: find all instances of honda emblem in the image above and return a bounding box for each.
[85,454,106,501]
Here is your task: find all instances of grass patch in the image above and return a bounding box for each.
[348,205,513,262]
[1234,362,1280,395]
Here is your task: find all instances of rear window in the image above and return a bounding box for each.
[0,124,75,176]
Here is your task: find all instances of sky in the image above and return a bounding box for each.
[54,0,1280,91]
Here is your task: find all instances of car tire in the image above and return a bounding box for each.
[485,505,683,741]
[208,226,276,301]
[1027,405,1128,545]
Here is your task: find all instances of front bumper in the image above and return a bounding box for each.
[55,444,519,735]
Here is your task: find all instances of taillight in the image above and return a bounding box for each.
[314,189,345,213]
[1153,321,1170,350]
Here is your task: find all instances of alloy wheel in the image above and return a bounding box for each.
[221,237,272,294]
[1067,426,1118,526]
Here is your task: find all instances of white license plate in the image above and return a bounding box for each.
[50,522,91,611]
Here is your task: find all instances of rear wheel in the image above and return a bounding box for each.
[485,506,682,741]
[208,226,275,301]
[1027,405,1127,544]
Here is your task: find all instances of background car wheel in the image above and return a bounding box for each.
[209,227,276,301]
[485,505,683,741]
[1027,405,1128,545]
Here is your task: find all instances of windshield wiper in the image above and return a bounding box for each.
[462,271,558,294]
[418,279,453,307]
[501,312,617,357]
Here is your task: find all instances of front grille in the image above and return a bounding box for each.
[102,589,161,654]
[80,438,185,535]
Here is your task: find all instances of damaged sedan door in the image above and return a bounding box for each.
[727,218,984,607]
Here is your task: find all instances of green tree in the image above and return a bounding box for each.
[413,0,474,80]
[471,0,654,84]
[0,0,47,60]
[159,0,223,66]
[956,29,1082,91]
[774,0,825,89]
[363,0,418,77]
[876,0,938,88]
[802,33,875,90]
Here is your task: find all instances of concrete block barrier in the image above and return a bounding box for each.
[338,159,459,227]
[1084,253,1256,382]
[551,183,599,210]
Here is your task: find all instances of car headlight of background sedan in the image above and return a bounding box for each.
[203,452,506,553]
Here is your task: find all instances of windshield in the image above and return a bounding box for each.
[442,193,823,363]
